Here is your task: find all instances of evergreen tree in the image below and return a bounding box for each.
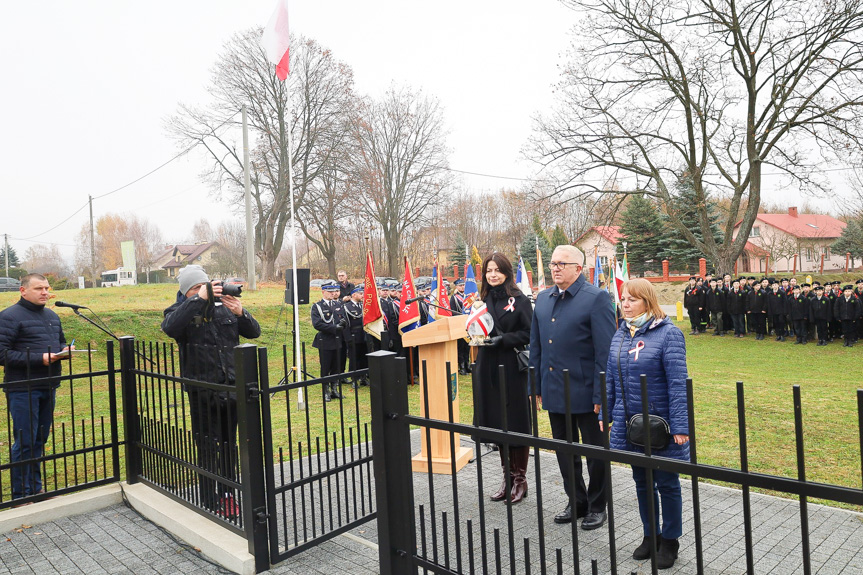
[618,195,665,276]
[470,246,482,266]
[550,224,569,249]
[519,229,552,272]
[452,233,468,268]
[657,177,723,274]
[0,245,20,269]
[833,218,863,269]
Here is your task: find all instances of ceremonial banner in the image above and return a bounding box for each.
[399,256,420,334]
[464,260,478,300]
[516,256,532,297]
[362,250,383,340]
[536,246,546,291]
[594,253,604,288]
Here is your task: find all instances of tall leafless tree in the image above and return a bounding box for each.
[169,30,356,280]
[532,0,863,273]
[352,86,451,275]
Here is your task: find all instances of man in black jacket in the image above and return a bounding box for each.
[0,273,71,502]
[834,285,861,347]
[162,265,261,518]
[727,279,748,337]
[766,281,787,342]
[705,278,726,336]
[683,278,703,335]
[810,285,832,345]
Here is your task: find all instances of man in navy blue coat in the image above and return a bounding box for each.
[530,245,616,530]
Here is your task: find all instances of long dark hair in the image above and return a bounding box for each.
[480,252,522,300]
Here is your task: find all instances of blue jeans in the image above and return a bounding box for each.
[8,388,56,499]
[632,466,682,539]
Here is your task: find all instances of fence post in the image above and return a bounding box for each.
[234,343,270,573]
[368,350,417,575]
[119,336,142,484]
[105,340,121,481]
[662,259,670,281]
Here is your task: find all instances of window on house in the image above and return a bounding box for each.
[805,248,813,262]
[749,226,761,237]
[600,256,608,267]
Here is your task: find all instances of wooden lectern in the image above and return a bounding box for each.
[401,315,473,474]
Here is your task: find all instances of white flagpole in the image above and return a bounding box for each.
[284,72,304,410]
[242,106,256,292]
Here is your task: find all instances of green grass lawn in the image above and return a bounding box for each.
[0,285,860,510]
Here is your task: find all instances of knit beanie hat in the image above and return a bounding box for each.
[178,265,209,296]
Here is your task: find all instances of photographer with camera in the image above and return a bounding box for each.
[312,283,347,401]
[161,265,261,519]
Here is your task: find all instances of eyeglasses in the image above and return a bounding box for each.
[548,262,579,270]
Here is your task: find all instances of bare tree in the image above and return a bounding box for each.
[532,0,863,273]
[190,218,213,243]
[169,31,357,280]
[127,217,164,283]
[353,86,451,275]
[23,244,70,279]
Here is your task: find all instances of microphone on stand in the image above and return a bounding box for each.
[54,301,89,311]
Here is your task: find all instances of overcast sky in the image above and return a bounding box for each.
[1,0,576,266]
[1,1,849,270]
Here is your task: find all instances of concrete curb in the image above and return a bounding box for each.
[0,483,122,533]
[120,482,255,575]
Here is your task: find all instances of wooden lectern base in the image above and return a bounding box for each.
[412,446,473,474]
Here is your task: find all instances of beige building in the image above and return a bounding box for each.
[732,208,846,274]
[574,226,622,270]
[162,242,221,279]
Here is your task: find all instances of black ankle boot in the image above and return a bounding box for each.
[632,536,652,560]
[657,537,679,569]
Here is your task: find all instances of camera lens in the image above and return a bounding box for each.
[222,283,243,297]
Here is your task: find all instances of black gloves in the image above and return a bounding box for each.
[487,336,503,347]
[337,318,348,329]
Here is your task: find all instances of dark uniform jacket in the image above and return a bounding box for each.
[683,286,704,312]
[343,300,364,343]
[747,287,767,314]
[834,296,861,322]
[0,298,66,390]
[705,287,725,313]
[789,294,810,321]
[162,292,261,385]
[727,288,748,315]
[766,290,787,316]
[311,298,346,351]
[810,295,832,322]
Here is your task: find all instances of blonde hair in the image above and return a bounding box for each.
[621,278,666,320]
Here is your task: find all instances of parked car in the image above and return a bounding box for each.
[310,279,336,289]
[223,277,245,285]
[0,277,20,292]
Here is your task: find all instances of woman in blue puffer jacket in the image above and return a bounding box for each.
[602,278,690,570]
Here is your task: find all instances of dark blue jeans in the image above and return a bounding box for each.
[632,466,682,539]
[8,388,56,499]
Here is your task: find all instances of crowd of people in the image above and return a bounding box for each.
[683,273,863,347]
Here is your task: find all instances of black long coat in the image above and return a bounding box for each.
[472,287,533,440]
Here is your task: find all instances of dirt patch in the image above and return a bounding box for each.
[650,281,688,305]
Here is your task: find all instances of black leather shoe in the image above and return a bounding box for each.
[581,511,607,530]
[553,503,572,524]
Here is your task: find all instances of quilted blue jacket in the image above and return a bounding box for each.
[603,316,690,461]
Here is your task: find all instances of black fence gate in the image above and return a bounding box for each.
[367,350,863,575]
[120,337,377,572]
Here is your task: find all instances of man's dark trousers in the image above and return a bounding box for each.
[9,388,56,499]
[548,411,606,514]
[187,386,238,510]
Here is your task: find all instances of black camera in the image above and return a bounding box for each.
[221,283,243,297]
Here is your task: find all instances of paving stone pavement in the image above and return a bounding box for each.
[2,431,862,574]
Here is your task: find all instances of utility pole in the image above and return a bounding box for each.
[89,195,96,287]
[242,106,256,291]
[4,234,9,277]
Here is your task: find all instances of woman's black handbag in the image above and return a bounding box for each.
[625,413,671,450]
[516,348,530,372]
[617,339,671,451]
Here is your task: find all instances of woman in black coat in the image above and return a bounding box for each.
[472,253,533,504]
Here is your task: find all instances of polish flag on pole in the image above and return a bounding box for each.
[261,0,290,80]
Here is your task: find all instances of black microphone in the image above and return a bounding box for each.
[54,301,89,311]
[404,296,426,304]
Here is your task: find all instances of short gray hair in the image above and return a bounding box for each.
[552,244,585,266]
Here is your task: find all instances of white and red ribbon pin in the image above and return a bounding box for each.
[504,297,515,312]
[629,340,645,361]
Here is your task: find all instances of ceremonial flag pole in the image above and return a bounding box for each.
[261,0,304,407]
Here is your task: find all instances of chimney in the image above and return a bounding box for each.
[788,207,798,217]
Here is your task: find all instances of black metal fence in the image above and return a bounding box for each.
[367,350,863,575]
[0,341,121,509]
[120,337,377,572]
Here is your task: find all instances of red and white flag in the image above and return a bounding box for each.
[362,250,384,340]
[261,0,290,80]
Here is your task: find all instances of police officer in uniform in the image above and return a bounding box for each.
[311,283,346,401]
[343,284,369,388]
